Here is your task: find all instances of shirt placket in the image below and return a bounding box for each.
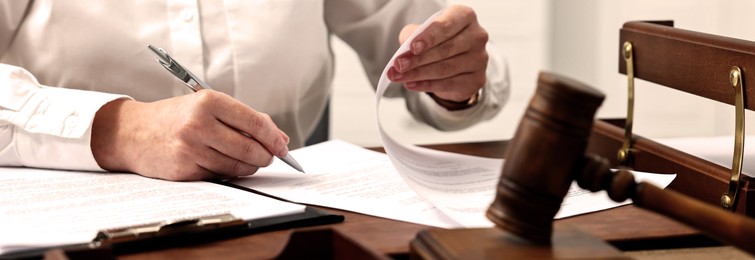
[167,0,205,96]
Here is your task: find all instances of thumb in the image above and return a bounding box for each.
[398,24,420,45]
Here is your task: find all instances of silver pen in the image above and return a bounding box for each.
[148,45,305,173]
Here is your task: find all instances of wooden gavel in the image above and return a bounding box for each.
[486,72,755,254]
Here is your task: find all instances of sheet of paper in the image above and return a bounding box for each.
[235,140,676,228]
[231,140,460,228]
[370,9,500,227]
[0,168,304,255]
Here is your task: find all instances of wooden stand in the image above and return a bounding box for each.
[410,223,626,259]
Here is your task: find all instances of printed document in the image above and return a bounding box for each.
[0,168,304,255]
[234,140,675,228]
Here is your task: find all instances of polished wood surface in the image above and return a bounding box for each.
[115,137,715,259]
[411,223,626,260]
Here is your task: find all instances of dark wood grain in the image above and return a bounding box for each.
[619,21,755,110]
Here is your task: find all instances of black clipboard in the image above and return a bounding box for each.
[2,193,343,259]
[96,206,344,255]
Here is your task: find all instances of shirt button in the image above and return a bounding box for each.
[181,10,194,22]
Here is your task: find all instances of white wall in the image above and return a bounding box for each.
[330,0,755,147]
[551,0,755,139]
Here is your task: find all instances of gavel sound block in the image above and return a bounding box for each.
[410,72,755,259]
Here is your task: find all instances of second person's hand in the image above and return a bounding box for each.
[387,5,489,105]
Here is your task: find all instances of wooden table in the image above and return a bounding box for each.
[112,140,751,259]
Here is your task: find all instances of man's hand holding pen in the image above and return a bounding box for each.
[90,91,291,181]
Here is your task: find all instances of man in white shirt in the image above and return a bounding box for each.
[0,1,509,181]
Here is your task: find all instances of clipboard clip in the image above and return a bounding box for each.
[91,213,246,247]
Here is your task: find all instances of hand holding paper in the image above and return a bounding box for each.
[388,5,489,104]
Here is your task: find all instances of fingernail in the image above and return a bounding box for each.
[404,82,416,89]
[412,41,425,54]
[392,71,404,80]
[398,58,410,72]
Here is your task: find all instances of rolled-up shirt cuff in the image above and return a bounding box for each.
[0,67,133,171]
[15,89,130,171]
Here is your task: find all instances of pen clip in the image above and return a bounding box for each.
[147,45,211,91]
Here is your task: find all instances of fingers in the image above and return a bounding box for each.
[387,50,487,102]
[206,120,276,168]
[202,91,290,158]
[130,90,287,181]
[399,24,419,45]
[194,147,263,179]
[393,24,486,74]
[405,72,485,102]
[133,123,265,181]
[192,91,281,177]
[407,5,479,55]
[389,5,489,103]
[159,147,263,181]
[388,48,487,84]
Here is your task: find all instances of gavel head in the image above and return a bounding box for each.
[486,72,605,244]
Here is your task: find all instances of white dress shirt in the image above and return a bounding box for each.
[0,0,509,171]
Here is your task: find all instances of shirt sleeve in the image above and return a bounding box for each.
[324,0,510,131]
[0,64,131,171]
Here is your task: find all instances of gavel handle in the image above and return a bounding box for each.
[632,182,755,254]
[579,155,755,254]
